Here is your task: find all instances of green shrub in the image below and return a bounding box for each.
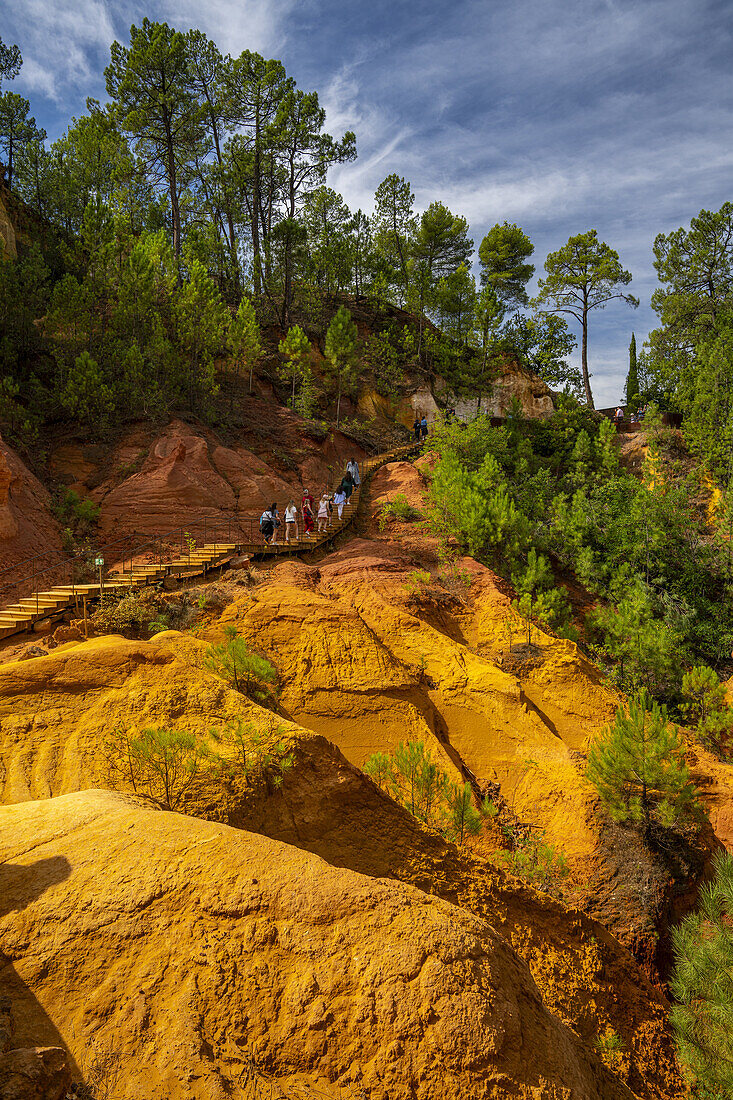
[671,849,733,1097]
[211,718,294,789]
[494,827,569,896]
[682,665,733,759]
[105,725,216,810]
[204,627,278,702]
[364,739,483,844]
[587,692,699,840]
[378,493,422,529]
[92,588,165,635]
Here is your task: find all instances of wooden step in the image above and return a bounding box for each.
[15,600,66,611]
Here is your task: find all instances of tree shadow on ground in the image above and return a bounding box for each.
[0,855,83,1079]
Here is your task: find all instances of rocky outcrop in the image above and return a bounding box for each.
[453,363,555,421]
[0,434,62,575]
[0,188,16,259]
[0,995,70,1100]
[0,626,688,1095]
[46,417,366,540]
[0,789,645,1099]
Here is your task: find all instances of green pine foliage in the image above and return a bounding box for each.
[586,692,699,838]
[204,628,278,703]
[670,849,733,1097]
[278,324,311,409]
[228,296,262,392]
[533,229,639,408]
[427,407,733,680]
[324,305,359,425]
[105,725,215,811]
[681,665,733,759]
[364,740,482,845]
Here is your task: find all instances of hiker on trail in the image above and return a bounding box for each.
[346,457,361,487]
[334,485,347,520]
[420,415,428,440]
[317,493,330,534]
[259,503,280,545]
[413,415,421,442]
[285,499,298,543]
[614,406,624,422]
[302,489,315,538]
[339,471,355,502]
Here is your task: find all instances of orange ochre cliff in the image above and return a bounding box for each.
[0,434,731,1099]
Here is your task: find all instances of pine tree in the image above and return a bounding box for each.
[228,297,262,393]
[324,305,358,426]
[625,332,639,407]
[278,325,311,409]
[682,665,733,759]
[175,258,227,410]
[478,222,535,308]
[61,351,114,423]
[0,91,44,190]
[0,36,22,91]
[105,19,205,263]
[670,849,733,1096]
[534,230,639,409]
[586,692,698,839]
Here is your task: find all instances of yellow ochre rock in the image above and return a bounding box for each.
[0,789,636,1100]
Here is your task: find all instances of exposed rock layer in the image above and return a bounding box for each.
[0,789,640,1100]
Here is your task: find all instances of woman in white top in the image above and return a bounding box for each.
[333,487,346,520]
[284,499,298,543]
[317,494,329,533]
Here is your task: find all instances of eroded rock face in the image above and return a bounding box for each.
[53,417,368,540]
[0,628,686,1095]
[0,435,62,573]
[453,364,555,421]
[0,790,637,1100]
[0,188,16,259]
[0,994,70,1100]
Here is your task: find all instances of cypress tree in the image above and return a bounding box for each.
[625,332,639,406]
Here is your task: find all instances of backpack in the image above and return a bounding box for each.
[259,510,271,531]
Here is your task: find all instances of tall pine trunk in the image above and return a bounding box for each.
[581,300,594,408]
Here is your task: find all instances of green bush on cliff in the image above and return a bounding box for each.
[105,725,216,811]
[586,692,699,840]
[364,739,482,844]
[204,627,278,703]
[671,849,733,1098]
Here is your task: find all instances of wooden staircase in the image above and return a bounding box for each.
[0,543,241,641]
[0,439,420,642]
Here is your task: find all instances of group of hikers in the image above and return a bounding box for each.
[614,404,652,424]
[413,413,430,442]
[259,457,362,546]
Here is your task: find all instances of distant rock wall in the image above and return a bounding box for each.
[0,188,16,259]
[453,364,555,421]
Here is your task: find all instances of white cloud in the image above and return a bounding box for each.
[5,0,118,105]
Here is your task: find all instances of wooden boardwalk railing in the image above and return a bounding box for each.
[0,439,420,641]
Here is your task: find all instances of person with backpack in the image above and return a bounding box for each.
[284,499,298,544]
[420,415,428,441]
[260,502,280,545]
[413,415,421,442]
[346,458,361,487]
[339,471,355,502]
[259,506,275,544]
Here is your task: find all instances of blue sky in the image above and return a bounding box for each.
[3,0,732,406]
